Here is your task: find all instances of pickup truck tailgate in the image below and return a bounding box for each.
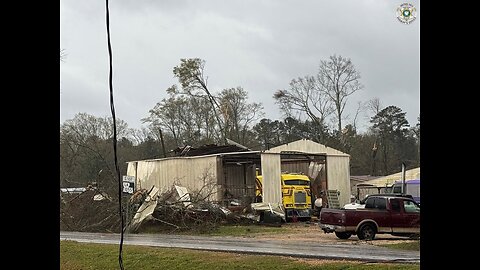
[319,208,347,233]
[320,208,345,225]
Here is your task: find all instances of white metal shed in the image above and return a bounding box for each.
[126,139,351,207]
[265,139,351,207]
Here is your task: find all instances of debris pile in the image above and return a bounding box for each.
[60,184,287,234]
[126,185,285,233]
[60,186,120,233]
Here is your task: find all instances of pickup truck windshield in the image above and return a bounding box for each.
[283,180,310,186]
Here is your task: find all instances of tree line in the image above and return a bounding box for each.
[60,55,420,190]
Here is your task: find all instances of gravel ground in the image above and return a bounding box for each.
[248,221,418,246]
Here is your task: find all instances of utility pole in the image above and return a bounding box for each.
[159,128,167,158]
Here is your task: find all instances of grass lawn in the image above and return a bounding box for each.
[60,241,419,270]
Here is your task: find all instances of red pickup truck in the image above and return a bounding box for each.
[319,195,420,240]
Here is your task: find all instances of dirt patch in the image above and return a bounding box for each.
[245,221,418,246]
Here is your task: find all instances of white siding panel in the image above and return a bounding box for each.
[260,153,282,204]
[326,156,350,207]
[126,162,136,178]
[126,156,220,201]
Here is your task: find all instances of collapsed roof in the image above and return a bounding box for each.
[173,144,250,157]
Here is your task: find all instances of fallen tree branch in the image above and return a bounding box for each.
[150,216,181,229]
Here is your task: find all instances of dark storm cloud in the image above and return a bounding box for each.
[60,0,419,131]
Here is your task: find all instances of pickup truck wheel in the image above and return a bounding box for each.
[358,224,376,240]
[335,232,352,239]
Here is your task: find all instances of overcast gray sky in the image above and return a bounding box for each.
[60,0,419,132]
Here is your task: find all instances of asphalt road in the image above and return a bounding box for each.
[60,231,420,263]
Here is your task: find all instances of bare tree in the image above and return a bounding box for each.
[218,87,264,144]
[143,85,220,146]
[366,97,383,117]
[365,97,383,175]
[317,55,363,135]
[60,113,131,192]
[353,101,366,132]
[173,58,226,143]
[274,75,333,142]
[148,58,265,146]
[130,127,155,145]
[61,113,130,142]
[142,87,186,147]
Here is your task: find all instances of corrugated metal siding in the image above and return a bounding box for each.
[281,162,310,175]
[260,153,282,204]
[222,164,256,199]
[326,156,350,207]
[215,158,224,201]
[126,156,220,201]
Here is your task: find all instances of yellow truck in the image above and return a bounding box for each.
[255,173,312,220]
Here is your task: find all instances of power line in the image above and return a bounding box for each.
[105,0,125,269]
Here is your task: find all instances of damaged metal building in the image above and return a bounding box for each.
[126,139,351,208]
